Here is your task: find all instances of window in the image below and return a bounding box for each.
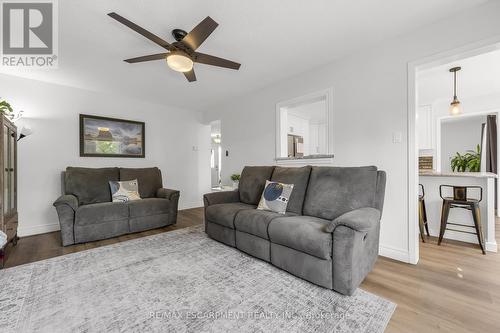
[276,89,333,159]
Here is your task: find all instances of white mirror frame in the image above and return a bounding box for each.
[275,88,334,160]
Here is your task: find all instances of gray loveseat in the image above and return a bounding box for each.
[204,165,386,295]
[53,167,180,246]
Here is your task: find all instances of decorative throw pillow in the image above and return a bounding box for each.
[257,180,294,214]
[109,179,141,202]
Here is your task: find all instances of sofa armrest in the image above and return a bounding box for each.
[325,207,381,233]
[53,194,79,211]
[203,190,240,207]
[329,207,382,295]
[156,188,180,225]
[53,195,78,246]
[156,188,180,200]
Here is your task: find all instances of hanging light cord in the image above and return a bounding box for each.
[449,66,461,102]
[453,70,457,100]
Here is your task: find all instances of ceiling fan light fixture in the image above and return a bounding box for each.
[166,53,193,72]
[108,13,240,82]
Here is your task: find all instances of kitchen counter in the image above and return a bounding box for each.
[419,171,497,178]
[275,154,335,161]
[275,154,334,166]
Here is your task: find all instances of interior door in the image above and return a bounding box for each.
[211,144,221,188]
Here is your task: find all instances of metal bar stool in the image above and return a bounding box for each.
[418,184,430,242]
[438,185,486,254]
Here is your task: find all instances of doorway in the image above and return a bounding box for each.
[210,120,222,189]
[409,38,500,263]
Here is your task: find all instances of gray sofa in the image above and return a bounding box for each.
[53,167,180,246]
[203,165,386,295]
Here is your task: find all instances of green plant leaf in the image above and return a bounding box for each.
[450,144,481,172]
[0,99,13,114]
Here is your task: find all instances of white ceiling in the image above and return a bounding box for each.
[0,0,490,111]
[417,49,500,105]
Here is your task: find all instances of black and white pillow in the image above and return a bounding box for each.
[257,180,294,214]
[109,179,141,202]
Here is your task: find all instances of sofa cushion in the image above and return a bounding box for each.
[238,166,275,205]
[257,180,294,214]
[271,166,312,214]
[109,179,141,202]
[75,202,129,226]
[268,215,332,260]
[205,202,256,229]
[235,209,297,239]
[128,198,170,218]
[303,166,379,220]
[119,167,162,198]
[65,167,119,205]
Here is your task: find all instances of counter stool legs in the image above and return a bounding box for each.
[418,198,430,242]
[472,203,486,254]
[438,201,450,245]
[423,200,430,236]
[438,200,486,254]
[418,203,425,242]
[418,184,430,242]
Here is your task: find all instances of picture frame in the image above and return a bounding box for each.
[79,114,145,158]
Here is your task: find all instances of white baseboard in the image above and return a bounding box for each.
[18,223,60,237]
[379,244,411,263]
[486,241,498,252]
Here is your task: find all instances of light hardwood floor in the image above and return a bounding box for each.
[364,219,500,333]
[3,207,500,332]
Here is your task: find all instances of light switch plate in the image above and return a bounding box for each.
[392,131,402,144]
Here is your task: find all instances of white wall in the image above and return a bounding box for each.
[441,116,485,172]
[202,1,500,262]
[0,74,211,237]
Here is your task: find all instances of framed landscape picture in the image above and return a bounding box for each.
[80,114,145,158]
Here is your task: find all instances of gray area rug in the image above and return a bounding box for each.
[0,226,395,333]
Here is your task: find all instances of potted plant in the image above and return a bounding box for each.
[0,99,13,116]
[450,144,481,172]
[230,174,240,188]
[451,152,468,172]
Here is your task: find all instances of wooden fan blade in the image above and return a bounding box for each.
[124,53,168,63]
[193,52,241,70]
[184,69,197,82]
[182,16,218,50]
[108,12,172,50]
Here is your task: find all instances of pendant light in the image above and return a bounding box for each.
[448,67,463,116]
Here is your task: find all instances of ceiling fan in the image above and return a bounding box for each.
[108,12,241,82]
